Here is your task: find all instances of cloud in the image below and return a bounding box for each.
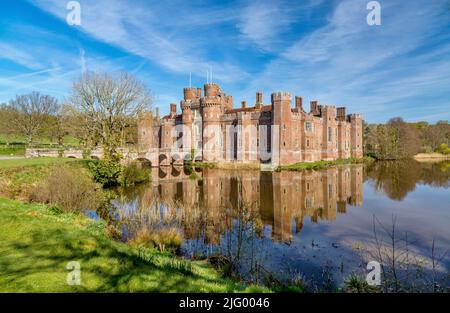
[236,0,324,52]
[0,42,44,69]
[29,0,249,83]
[242,0,450,122]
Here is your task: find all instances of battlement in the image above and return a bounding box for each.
[204,83,221,97]
[348,113,363,120]
[271,92,292,102]
[201,96,221,107]
[183,87,197,100]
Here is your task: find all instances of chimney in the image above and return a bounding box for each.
[256,91,263,107]
[310,101,318,114]
[197,88,202,98]
[170,103,177,117]
[337,107,346,121]
[241,101,247,108]
[155,107,160,120]
[295,96,303,111]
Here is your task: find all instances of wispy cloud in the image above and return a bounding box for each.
[243,0,450,122]
[0,42,44,69]
[30,0,249,83]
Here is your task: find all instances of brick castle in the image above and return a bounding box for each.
[137,83,363,166]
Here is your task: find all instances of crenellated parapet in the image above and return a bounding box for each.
[204,83,221,97]
[271,92,292,102]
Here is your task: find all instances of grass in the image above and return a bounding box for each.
[0,146,26,156]
[0,197,268,292]
[0,157,269,292]
[0,158,88,200]
[277,157,371,171]
[0,157,82,169]
[0,134,80,146]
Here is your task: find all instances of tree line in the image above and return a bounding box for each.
[364,117,450,160]
[0,72,152,162]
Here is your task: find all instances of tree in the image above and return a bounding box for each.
[71,72,152,162]
[422,121,450,151]
[0,104,18,145]
[9,92,59,145]
[387,117,421,158]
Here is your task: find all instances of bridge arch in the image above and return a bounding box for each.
[135,157,152,168]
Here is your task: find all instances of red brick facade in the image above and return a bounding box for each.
[138,83,363,166]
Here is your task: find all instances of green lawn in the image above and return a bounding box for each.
[0,135,80,146]
[0,198,266,292]
[0,157,85,169]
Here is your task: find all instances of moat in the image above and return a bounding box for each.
[109,160,450,289]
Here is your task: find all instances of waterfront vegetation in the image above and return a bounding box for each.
[277,157,373,171]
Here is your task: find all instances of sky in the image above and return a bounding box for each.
[0,0,449,123]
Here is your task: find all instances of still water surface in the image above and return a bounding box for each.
[111,160,450,288]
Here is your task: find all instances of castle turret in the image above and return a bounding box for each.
[201,84,223,161]
[349,114,363,158]
[272,92,293,165]
[321,105,338,160]
[137,112,154,149]
[183,87,197,100]
[204,83,221,97]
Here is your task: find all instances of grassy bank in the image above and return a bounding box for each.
[0,158,84,200]
[413,153,450,161]
[0,198,266,292]
[0,157,268,292]
[277,157,372,171]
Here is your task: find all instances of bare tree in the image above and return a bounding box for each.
[0,104,18,145]
[71,72,152,162]
[9,92,59,145]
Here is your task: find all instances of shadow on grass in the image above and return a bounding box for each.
[0,224,241,292]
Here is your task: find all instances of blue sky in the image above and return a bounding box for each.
[0,0,449,123]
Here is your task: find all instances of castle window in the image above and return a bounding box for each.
[305,122,313,132]
[328,127,333,142]
[307,139,310,147]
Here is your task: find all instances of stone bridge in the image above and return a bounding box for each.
[25,147,196,168]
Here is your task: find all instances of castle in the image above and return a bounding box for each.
[137,83,363,166]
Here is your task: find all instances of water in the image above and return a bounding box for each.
[111,160,450,290]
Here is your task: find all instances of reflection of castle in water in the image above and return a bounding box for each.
[140,165,363,244]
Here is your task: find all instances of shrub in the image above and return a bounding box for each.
[344,274,379,293]
[88,160,123,187]
[436,143,450,155]
[29,164,105,213]
[128,226,183,252]
[120,161,151,187]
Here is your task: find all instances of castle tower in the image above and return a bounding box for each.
[137,112,154,149]
[181,98,193,155]
[201,83,223,161]
[272,92,293,165]
[321,106,338,160]
[349,114,363,158]
[337,107,351,159]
